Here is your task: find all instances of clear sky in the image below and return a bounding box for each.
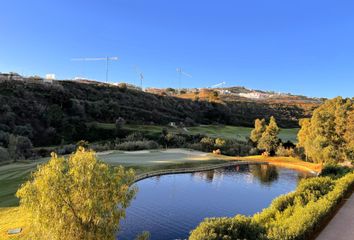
[0,0,353,98]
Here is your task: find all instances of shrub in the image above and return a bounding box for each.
[184,117,196,127]
[200,137,214,152]
[276,145,294,157]
[56,144,77,155]
[125,132,144,142]
[0,130,10,147]
[8,135,33,160]
[115,117,126,129]
[249,147,260,155]
[115,140,159,151]
[191,172,354,240]
[165,133,186,147]
[0,146,10,162]
[253,174,353,240]
[189,215,266,240]
[319,164,352,179]
[215,138,226,147]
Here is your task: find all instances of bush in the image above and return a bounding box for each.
[8,135,33,160]
[215,138,226,147]
[189,215,266,240]
[0,130,9,147]
[319,164,352,179]
[275,145,294,157]
[200,137,214,152]
[56,144,77,155]
[249,147,260,155]
[253,174,353,240]
[115,140,159,151]
[0,146,10,162]
[124,132,144,142]
[165,133,186,147]
[191,172,354,240]
[115,117,126,129]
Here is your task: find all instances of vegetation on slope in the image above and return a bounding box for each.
[0,80,315,149]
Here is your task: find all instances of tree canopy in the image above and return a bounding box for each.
[256,116,280,154]
[297,97,353,163]
[16,147,136,240]
[250,118,266,144]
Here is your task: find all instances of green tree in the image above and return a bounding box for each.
[215,138,226,148]
[297,97,353,163]
[8,134,33,160]
[200,137,215,151]
[250,119,266,144]
[257,116,280,154]
[0,146,10,162]
[16,147,136,240]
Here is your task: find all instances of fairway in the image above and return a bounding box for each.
[93,123,299,143]
[0,149,228,208]
[186,125,299,143]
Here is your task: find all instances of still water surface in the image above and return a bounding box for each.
[118,164,310,240]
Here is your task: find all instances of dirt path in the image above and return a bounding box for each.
[316,192,354,240]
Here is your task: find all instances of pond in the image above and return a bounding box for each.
[117,164,311,240]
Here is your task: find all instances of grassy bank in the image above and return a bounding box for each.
[236,155,322,174]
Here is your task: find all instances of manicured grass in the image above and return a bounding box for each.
[0,159,48,207]
[186,125,253,140]
[93,122,299,143]
[186,125,299,143]
[0,207,29,240]
[236,155,322,173]
[0,149,228,208]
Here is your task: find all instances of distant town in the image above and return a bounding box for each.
[0,72,322,102]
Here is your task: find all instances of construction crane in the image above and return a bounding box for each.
[176,68,192,93]
[134,66,144,90]
[210,81,226,88]
[71,56,118,83]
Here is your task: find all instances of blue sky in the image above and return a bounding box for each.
[0,0,353,98]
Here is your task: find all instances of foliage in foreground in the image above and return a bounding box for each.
[189,215,266,240]
[190,171,354,240]
[16,147,136,240]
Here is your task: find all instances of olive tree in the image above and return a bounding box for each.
[16,147,136,240]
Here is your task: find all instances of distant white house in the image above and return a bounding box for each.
[44,73,55,83]
[238,92,271,99]
[218,89,231,94]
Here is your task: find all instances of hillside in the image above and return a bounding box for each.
[0,79,320,147]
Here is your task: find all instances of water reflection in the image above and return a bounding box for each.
[249,165,279,184]
[118,164,311,240]
[190,164,279,185]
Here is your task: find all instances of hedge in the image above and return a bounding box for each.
[189,172,354,240]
